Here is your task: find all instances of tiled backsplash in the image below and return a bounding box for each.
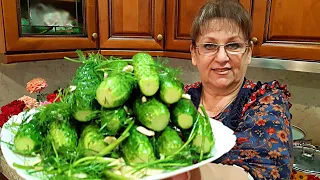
[0,58,319,145]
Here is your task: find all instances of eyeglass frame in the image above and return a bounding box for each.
[195,42,251,56]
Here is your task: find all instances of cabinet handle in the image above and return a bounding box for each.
[92,33,98,40]
[157,34,163,41]
[251,37,258,44]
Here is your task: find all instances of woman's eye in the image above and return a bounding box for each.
[226,43,241,50]
[203,43,217,50]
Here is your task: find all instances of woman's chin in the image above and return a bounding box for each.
[210,79,233,89]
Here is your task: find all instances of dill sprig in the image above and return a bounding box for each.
[155,56,183,81]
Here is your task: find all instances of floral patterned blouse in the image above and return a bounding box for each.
[184,78,293,180]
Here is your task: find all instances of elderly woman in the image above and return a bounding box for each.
[170,0,293,179]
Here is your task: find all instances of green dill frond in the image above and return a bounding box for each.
[154,56,183,81]
[76,49,86,61]
[37,102,72,132]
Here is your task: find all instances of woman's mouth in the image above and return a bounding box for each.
[212,68,231,75]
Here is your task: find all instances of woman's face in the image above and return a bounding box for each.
[191,19,252,90]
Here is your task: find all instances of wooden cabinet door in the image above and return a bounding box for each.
[165,0,207,52]
[251,0,320,61]
[165,0,248,53]
[2,0,98,52]
[239,0,253,14]
[99,0,164,50]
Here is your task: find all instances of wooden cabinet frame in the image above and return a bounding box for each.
[0,0,6,54]
[1,0,98,52]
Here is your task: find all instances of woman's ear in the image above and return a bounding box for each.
[190,44,197,66]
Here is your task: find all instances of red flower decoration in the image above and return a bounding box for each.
[0,114,9,127]
[1,100,25,116]
[46,93,60,103]
[0,100,25,127]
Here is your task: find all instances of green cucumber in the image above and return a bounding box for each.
[121,126,156,164]
[159,75,184,104]
[79,124,108,156]
[14,118,42,155]
[48,120,78,153]
[132,52,159,96]
[96,74,135,108]
[171,98,197,129]
[133,97,170,132]
[157,127,183,157]
[73,109,94,122]
[70,59,103,122]
[191,113,215,154]
[100,107,127,135]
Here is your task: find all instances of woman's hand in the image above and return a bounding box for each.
[165,164,250,180]
[165,172,190,180]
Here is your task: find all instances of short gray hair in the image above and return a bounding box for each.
[191,0,252,45]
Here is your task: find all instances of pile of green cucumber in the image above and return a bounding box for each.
[11,51,215,180]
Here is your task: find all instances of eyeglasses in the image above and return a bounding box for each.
[196,42,249,56]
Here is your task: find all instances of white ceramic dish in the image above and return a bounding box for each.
[1,109,236,180]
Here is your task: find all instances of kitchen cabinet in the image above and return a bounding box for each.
[98,0,165,50]
[165,0,207,52]
[166,0,320,61]
[164,0,252,53]
[248,0,320,61]
[0,0,319,64]
[1,0,98,52]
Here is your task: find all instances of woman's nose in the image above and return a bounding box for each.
[215,46,230,62]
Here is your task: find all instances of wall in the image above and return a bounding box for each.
[0,58,319,145]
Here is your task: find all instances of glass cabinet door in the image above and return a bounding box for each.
[19,0,85,36]
[2,0,97,52]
